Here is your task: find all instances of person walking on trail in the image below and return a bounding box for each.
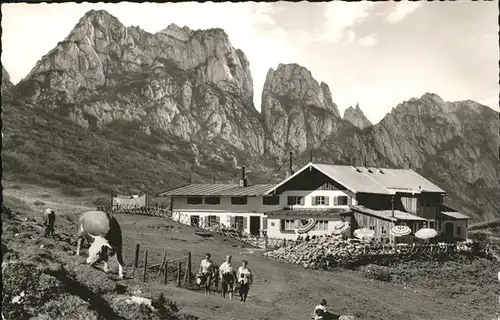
[236,260,253,302]
[313,299,327,320]
[198,253,215,296]
[219,254,236,300]
[43,208,56,238]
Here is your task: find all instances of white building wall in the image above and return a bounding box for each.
[171,190,355,239]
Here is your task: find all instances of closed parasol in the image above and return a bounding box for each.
[353,228,375,239]
[414,228,438,240]
[497,271,500,283]
[390,225,412,237]
[332,221,350,235]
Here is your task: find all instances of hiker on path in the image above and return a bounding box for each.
[43,208,56,238]
[198,253,216,296]
[313,299,327,320]
[236,259,253,302]
[219,254,236,300]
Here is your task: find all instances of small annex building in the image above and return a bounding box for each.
[158,162,472,241]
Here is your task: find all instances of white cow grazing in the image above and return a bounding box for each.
[76,211,125,279]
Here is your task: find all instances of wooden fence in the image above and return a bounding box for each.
[97,205,287,250]
[128,243,194,288]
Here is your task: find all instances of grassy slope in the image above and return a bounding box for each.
[1,95,281,197]
[3,184,498,320]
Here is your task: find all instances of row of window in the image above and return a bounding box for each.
[186,195,351,206]
[190,215,246,229]
[280,219,329,231]
[287,195,350,206]
[186,196,280,205]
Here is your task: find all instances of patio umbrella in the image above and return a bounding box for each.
[497,271,500,283]
[296,218,317,234]
[332,221,350,235]
[390,225,412,237]
[353,228,375,240]
[414,228,438,240]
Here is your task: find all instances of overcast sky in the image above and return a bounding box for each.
[2,2,498,123]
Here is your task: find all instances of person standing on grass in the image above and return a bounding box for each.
[237,260,253,302]
[219,254,236,300]
[198,253,215,296]
[313,299,327,320]
[43,208,56,238]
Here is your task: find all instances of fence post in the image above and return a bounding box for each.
[184,259,189,287]
[133,244,140,275]
[143,250,148,282]
[177,261,182,287]
[265,236,268,249]
[157,252,167,277]
[164,260,168,285]
[187,252,192,284]
[283,238,287,247]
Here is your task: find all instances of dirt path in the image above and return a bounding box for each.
[3,185,494,320]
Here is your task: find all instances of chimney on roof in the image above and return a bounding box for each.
[309,150,313,163]
[364,155,367,167]
[239,165,247,187]
[189,173,192,184]
[212,175,216,184]
[287,151,294,177]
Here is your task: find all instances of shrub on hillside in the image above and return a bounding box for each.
[34,200,46,206]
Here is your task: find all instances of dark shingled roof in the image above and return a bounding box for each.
[157,184,276,197]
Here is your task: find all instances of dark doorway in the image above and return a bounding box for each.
[190,215,200,227]
[250,216,261,236]
[444,222,454,239]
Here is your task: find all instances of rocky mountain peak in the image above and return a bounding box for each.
[420,92,446,105]
[14,9,263,155]
[343,103,372,130]
[261,63,343,156]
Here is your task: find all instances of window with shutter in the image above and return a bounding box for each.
[230,216,236,228]
[231,197,247,205]
[216,216,221,225]
[262,218,268,229]
[333,196,339,206]
[338,196,348,205]
[208,215,217,227]
[235,216,244,230]
[299,197,305,205]
[314,196,326,205]
[263,196,280,205]
[347,196,353,205]
[324,196,330,206]
[280,220,285,230]
[242,217,248,230]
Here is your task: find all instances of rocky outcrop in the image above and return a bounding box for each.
[261,63,342,156]
[17,9,264,154]
[2,65,13,89]
[343,103,372,130]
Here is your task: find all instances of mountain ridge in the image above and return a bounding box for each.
[2,9,498,222]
